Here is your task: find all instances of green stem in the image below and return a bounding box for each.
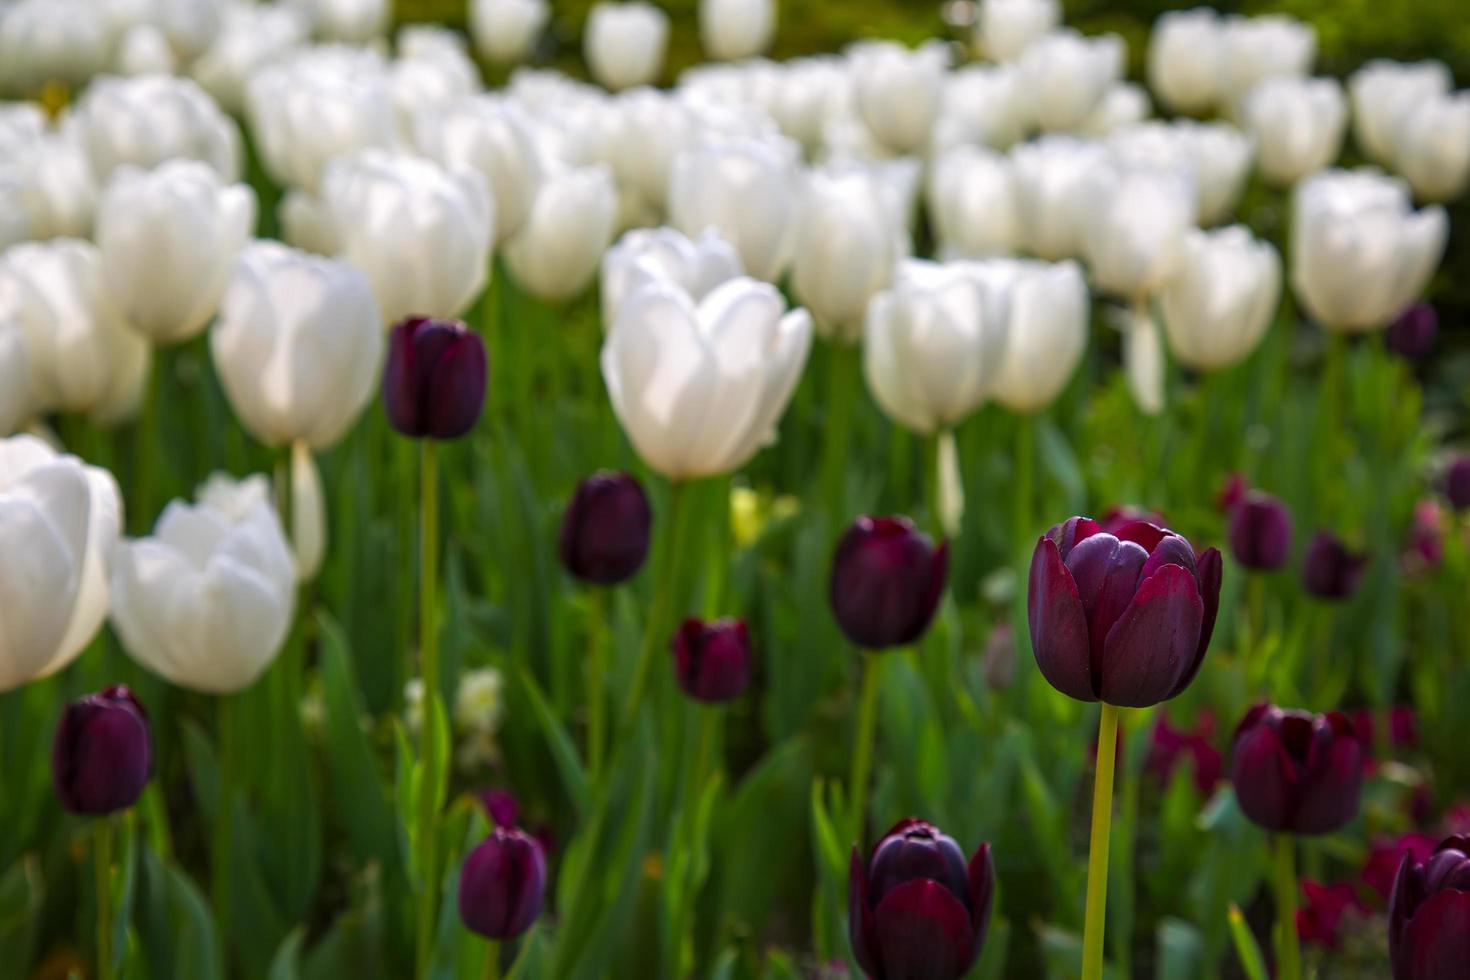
[1247,574,1266,683]
[819,344,859,523]
[692,705,720,792]
[132,352,163,534]
[620,481,690,729]
[848,654,883,845]
[415,440,442,979]
[1082,703,1121,980]
[482,940,501,980]
[211,695,235,934]
[586,587,606,781]
[1014,414,1034,563]
[1274,834,1302,980]
[95,816,115,980]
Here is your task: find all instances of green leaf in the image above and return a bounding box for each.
[1154,918,1203,980]
[0,856,43,970]
[516,667,588,815]
[1228,904,1268,980]
[269,929,305,980]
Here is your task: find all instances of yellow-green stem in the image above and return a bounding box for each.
[621,481,690,728]
[95,816,115,980]
[415,440,442,979]
[586,587,606,781]
[482,940,501,980]
[1274,834,1302,980]
[131,355,163,535]
[1014,415,1034,564]
[1248,575,1266,685]
[848,654,883,845]
[211,695,235,934]
[1082,703,1121,980]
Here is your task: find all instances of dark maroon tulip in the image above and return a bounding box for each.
[1389,835,1470,979]
[1228,491,1293,571]
[1301,531,1369,601]
[848,819,994,980]
[1027,516,1223,708]
[458,827,546,940]
[672,617,751,703]
[1216,472,1249,514]
[1445,456,1470,512]
[478,788,520,829]
[52,686,152,816]
[1404,500,1446,574]
[1297,880,1365,949]
[1230,704,1364,835]
[1099,505,1166,536]
[382,316,487,440]
[830,516,948,650]
[557,472,651,586]
[1386,303,1438,362]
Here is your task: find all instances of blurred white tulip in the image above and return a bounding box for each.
[115,25,178,77]
[1009,135,1108,261]
[322,149,493,324]
[585,2,668,91]
[66,74,242,182]
[0,434,121,691]
[601,277,812,480]
[389,27,480,139]
[152,0,227,63]
[1220,14,1315,106]
[972,258,1088,413]
[0,319,31,435]
[111,473,296,694]
[278,190,341,255]
[975,0,1059,63]
[668,136,800,282]
[701,0,775,62]
[604,89,701,212]
[764,56,848,155]
[290,0,389,44]
[1016,29,1125,133]
[13,133,98,240]
[0,0,110,94]
[1159,226,1280,371]
[1291,169,1447,333]
[470,0,549,64]
[192,3,311,114]
[927,145,1020,260]
[601,226,743,329]
[1393,92,1470,204]
[849,40,948,155]
[414,96,543,244]
[504,164,618,303]
[1080,163,1195,302]
[97,160,257,345]
[1074,82,1151,138]
[1241,76,1346,187]
[791,165,902,342]
[1147,8,1225,115]
[0,173,30,252]
[1174,121,1254,226]
[932,65,1026,152]
[1123,305,1165,415]
[1349,60,1453,166]
[290,439,324,580]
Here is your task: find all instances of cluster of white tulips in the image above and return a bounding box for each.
[0,0,1464,695]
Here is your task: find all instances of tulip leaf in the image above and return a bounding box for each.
[1227,903,1268,980]
[1154,917,1204,980]
[515,667,588,816]
[0,856,43,971]
[268,928,305,980]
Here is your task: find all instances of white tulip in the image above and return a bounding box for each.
[504,164,618,304]
[585,2,668,92]
[278,190,341,255]
[322,149,493,324]
[1241,76,1346,188]
[1159,226,1280,371]
[601,277,812,480]
[115,25,177,77]
[152,0,227,63]
[927,145,1020,260]
[290,0,389,44]
[764,56,848,155]
[1393,92,1470,204]
[111,473,296,694]
[14,133,98,240]
[932,64,1027,152]
[701,0,775,62]
[0,434,121,691]
[96,161,257,345]
[211,241,383,450]
[603,89,701,213]
[1349,60,1453,166]
[413,96,543,244]
[1016,29,1125,133]
[1147,8,1225,115]
[975,0,1059,63]
[1174,121,1254,226]
[1009,135,1108,261]
[1080,163,1196,302]
[601,226,743,330]
[389,26,481,143]
[192,3,311,114]
[0,319,30,434]
[668,136,800,282]
[66,74,242,182]
[0,239,150,423]
[849,40,948,155]
[1123,305,1165,416]
[290,439,324,580]
[1220,15,1315,105]
[0,0,110,93]
[1073,82,1151,139]
[1291,169,1448,333]
[470,0,550,65]
[972,258,1088,413]
[0,172,28,252]
[790,166,902,342]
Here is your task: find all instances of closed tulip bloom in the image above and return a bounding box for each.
[323,150,493,325]
[668,136,800,283]
[1393,93,1470,204]
[672,617,752,703]
[1241,77,1347,188]
[291,0,389,44]
[278,190,342,256]
[1009,135,1108,261]
[212,242,384,450]
[603,89,705,214]
[470,0,549,64]
[600,226,743,330]
[459,827,547,940]
[700,0,774,62]
[1386,303,1438,362]
[388,28,482,141]
[115,24,177,77]
[1016,30,1125,134]
[972,258,1089,413]
[927,146,1021,260]
[849,819,994,980]
[1291,169,1447,334]
[1350,60,1453,166]
[66,74,242,183]
[1390,835,1470,980]
[1301,531,1369,601]
[1219,15,1316,105]
[504,164,618,304]
[192,3,311,114]
[1075,82,1152,140]
[413,96,543,244]
[111,474,297,694]
[558,471,651,585]
[1231,704,1363,834]
[0,0,110,92]
[1228,491,1293,571]
[52,686,152,815]
[975,0,1058,63]
[1160,227,1281,371]
[1443,456,1470,512]
[382,317,487,441]
[0,321,30,435]
[849,40,948,156]
[1029,516,1222,707]
[829,516,948,651]
[10,131,97,242]
[585,2,668,91]
[1147,9,1225,115]
[1176,121,1255,226]
[791,167,901,342]
[1080,163,1195,302]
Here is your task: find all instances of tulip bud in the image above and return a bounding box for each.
[672,617,752,703]
[1227,491,1293,571]
[1147,9,1225,115]
[1216,472,1249,513]
[974,0,1058,63]
[849,819,994,980]
[974,258,1089,414]
[458,827,546,940]
[1159,227,1281,372]
[1015,29,1125,134]
[1443,456,1470,512]
[1240,76,1347,188]
[1349,60,1452,166]
[849,40,949,156]
[503,164,618,304]
[557,472,651,586]
[478,788,521,828]
[1394,93,1470,204]
[68,75,242,183]
[1386,303,1439,362]
[1301,531,1369,601]
[1230,703,1363,835]
[699,0,775,62]
[829,516,948,651]
[1389,834,1470,980]
[52,686,152,815]
[584,1,669,92]
[1219,15,1316,104]
[470,0,550,65]
[382,317,488,441]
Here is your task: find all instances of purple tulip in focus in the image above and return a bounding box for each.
[830,516,948,650]
[1230,704,1364,835]
[382,316,487,440]
[52,686,153,816]
[458,826,547,940]
[1389,834,1470,980]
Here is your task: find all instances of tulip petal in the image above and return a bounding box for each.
[872,879,975,980]
[1027,536,1094,702]
[849,847,880,978]
[1399,889,1470,980]
[1230,720,1298,832]
[1292,716,1364,835]
[966,843,995,964]
[1169,546,1222,699]
[1097,564,1203,707]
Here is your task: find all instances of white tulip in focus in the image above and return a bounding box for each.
[1009,135,1109,261]
[413,96,543,244]
[932,65,1027,152]
[790,166,901,343]
[322,149,493,325]
[601,226,743,330]
[1147,8,1225,116]
[504,164,618,304]
[971,258,1088,413]
[1291,169,1448,333]
[0,0,110,93]
[927,145,1020,260]
[0,434,121,691]
[668,136,800,283]
[1220,15,1315,106]
[211,241,384,450]
[1349,60,1453,166]
[115,25,178,77]
[1080,163,1195,302]
[96,161,257,345]
[1159,226,1280,371]
[110,473,296,695]
[470,0,550,65]
[66,74,242,182]
[585,2,669,92]
[849,40,948,156]
[192,2,311,113]
[291,0,389,44]
[975,0,1059,63]
[700,0,774,62]
[1240,76,1346,188]
[1393,92,1470,204]
[1016,29,1125,133]
[601,277,812,480]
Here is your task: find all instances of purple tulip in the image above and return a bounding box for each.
[1390,834,1470,980]
[52,686,153,816]
[1230,704,1364,835]
[1228,491,1293,571]
[458,827,547,940]
[382,316,487,440]
[1301,531,1369,601]
[1385,303,1438,362]
[557,472,652,586]
[849,819,994,980]
[478,788,520,829]
[1445,455,1470,512]
[830,516,949,650]
[672,617,751,703]
[1027,516,1223,708]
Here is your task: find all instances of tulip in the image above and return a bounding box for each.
[1386,303,1438,362]
[1392,92,1470,204]
[926,146,1021,259]
[972,258,1089,413]
[849,40,948,156]
[1147,8,1225,115]
[603,89,704,214]
[65,74,242,183]
[8,128,97,241]
[585,2,668,91]
[293,0,389,44]
[115,24,177,76]
[1389,835,1470,980]
[1297,881,1365,949]
[1160,227,1281,371]
[1231,704,1364,834]
[791,166,902,342]
[479,788,521,829]
[1301,531,1369,601]
[191,3,311,114]
[1016,29,1125,134]
[1219,15,1316,105]
[1368,834,1439,901]
[52,686,152,815]
[388,28,482,141]
[1169,121,1254,226]
[1240,77,1347,188]
[1075,82,1152,139]
[0,0,108,92]
[557,471,651,586]
[459,827,547,941]
[0,322,30,436]
[413,96,544,244]
[278,190,342,256]
[700,0,774,62]
[323,150,493,325]
[829,516,948,651]
[672,617,752,703]
[382,317,488,441]
[1009,135,1109,261]
[470,0,550,64]
[974,0,1058,63]
[1146,714,1223,796]
[1349,60,1453,167]
[1443,456,1470,512]
[933,65,1027,152]
[1228,491,1293,571]
[668,137,799,284]
[1079,162,1194,303]
[600,226,743,330]
[848,819,994,980]
[1291,169,1447,334]
[504,164,618,304]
